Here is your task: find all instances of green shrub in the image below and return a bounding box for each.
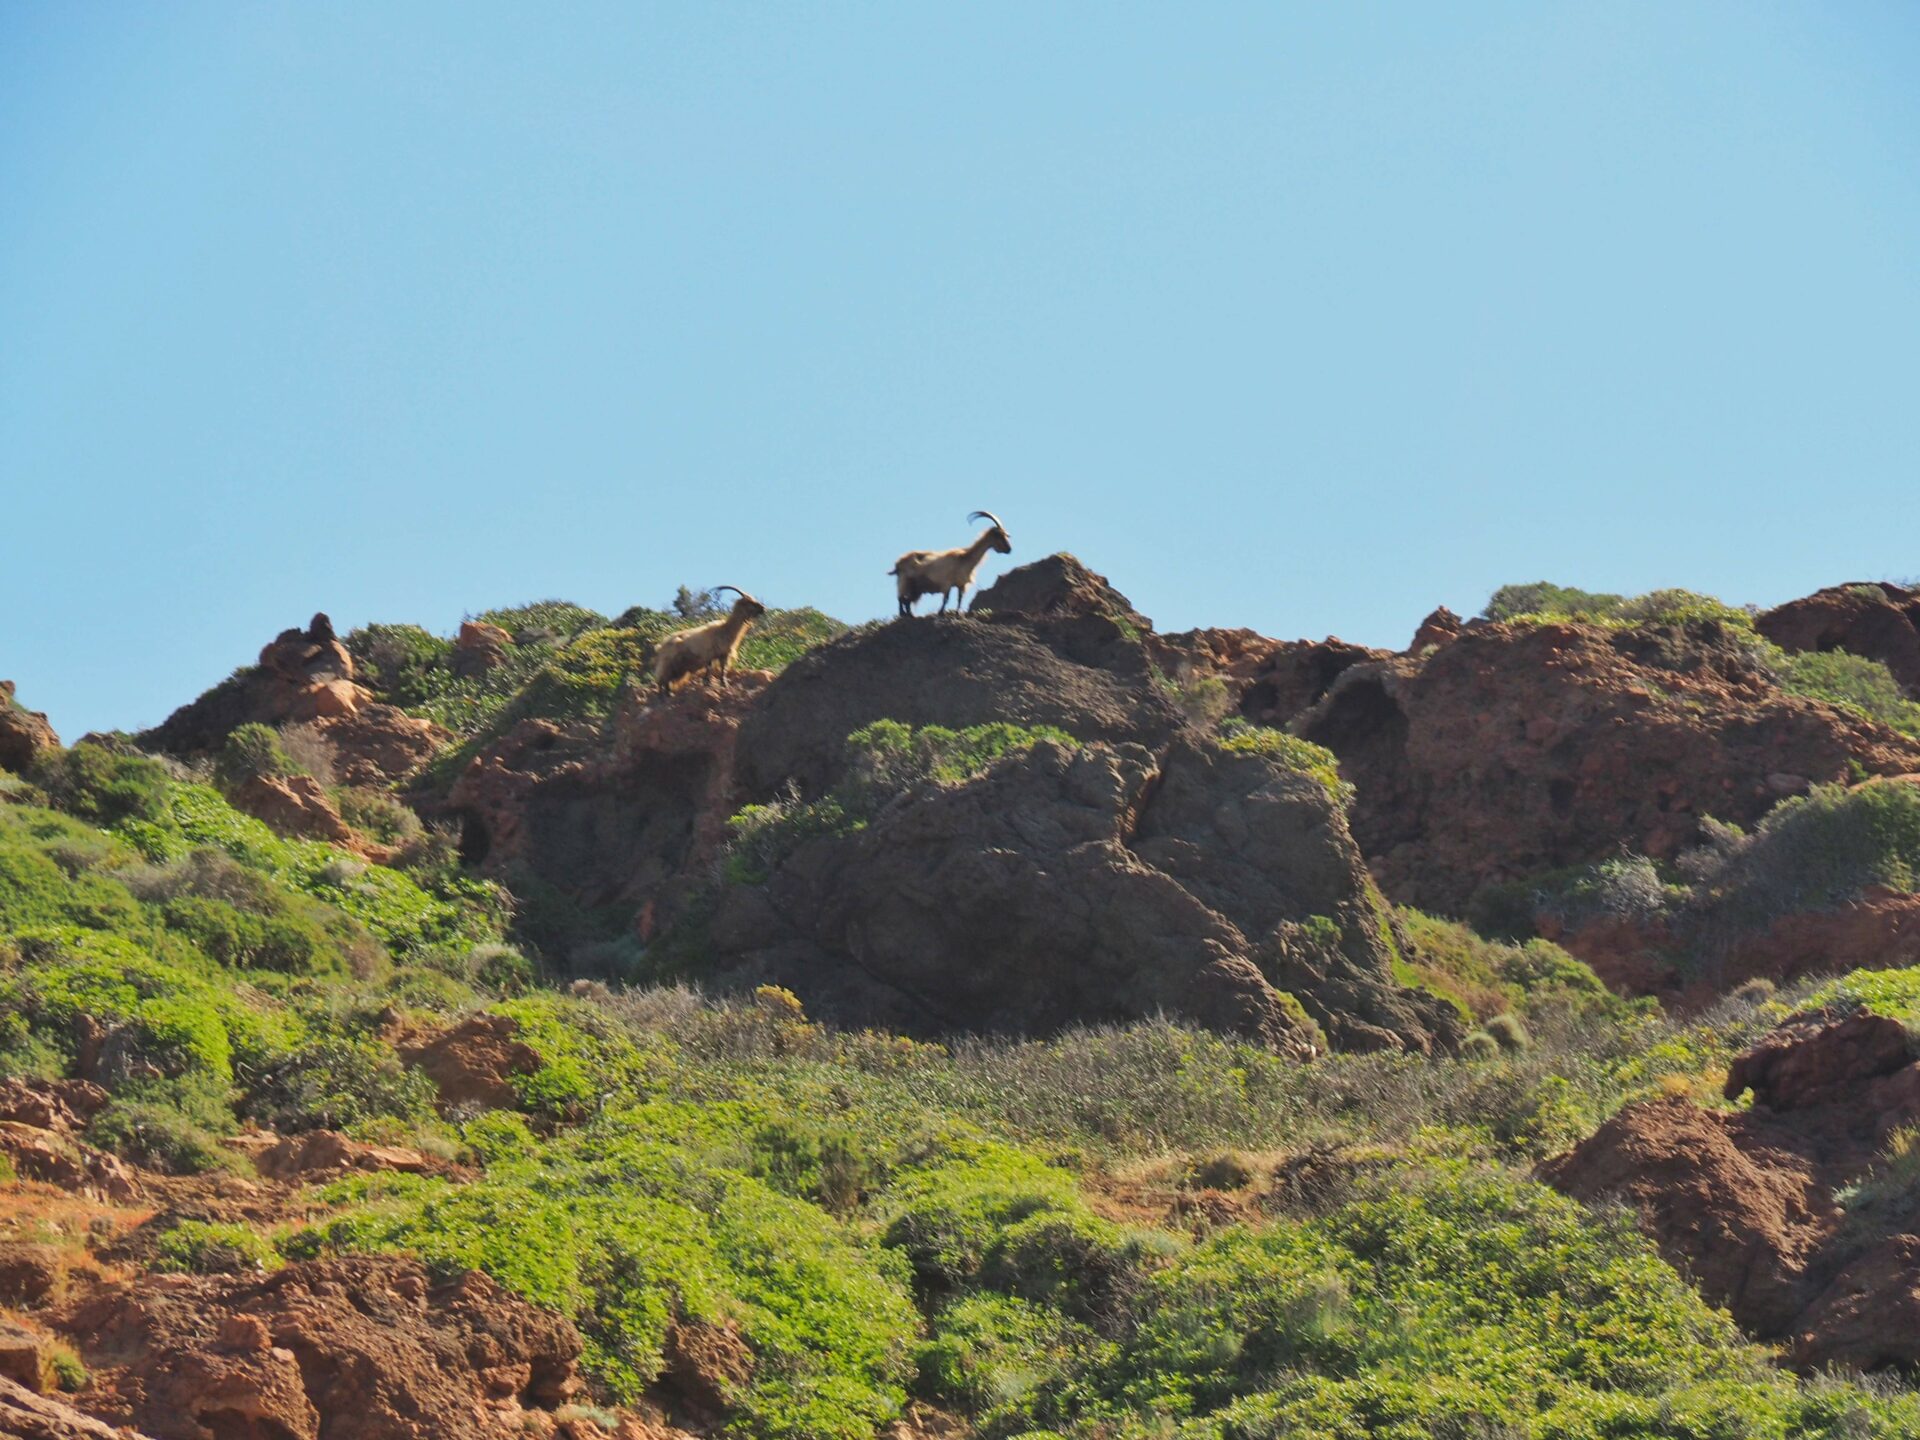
[881,1142,1093,1291]
[1692,782,1920,930]
[241,1035,439,1134]
[1483,582,1756,634]
[155,1219,283,1274]
[750,1118,875,1214]
[344,623,453,708]
[213,723,299,791]
[489,994,673,1120]
[333,787,424,845]
[1216,722,1351,805]
[86,1100,238,1175]
[1772,648,1920,738]
[1484,582,1627,623]
[31,744,174,827]
[1482,1013,1531,1053]
[918,1294,1101,1435]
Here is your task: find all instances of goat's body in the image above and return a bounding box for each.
[891,526,1009,617]
[654,601,764,693]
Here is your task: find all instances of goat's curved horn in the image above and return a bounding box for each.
[968,510,1005,530]
[713,585,758,603]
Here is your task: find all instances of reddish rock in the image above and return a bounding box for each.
[452,621,515,677]
[140,615,444,784]
[1539,1095,1833,1335]
[0,1123,141,1203]
[1406,605,1463,654]
[1759,582,1920,699]
[0,1079,110,1135]
[0,1244,67,1309]
[1725,1008,1916,1113]
[446,676,770,935]
[309,706,444,788]
[1544,1009,1920,1368]
[228,773,355,844]
[59,1255,581,1440]
[0,1320,54,1393]
[394,1014,541,1115]
[0,1374,141,1440]
[970,552,1151,633]
[654,1317,752,1425]
[709,735,1459,1055]
[1792,1235,1920,1371]
[247,1130,434,1183]
[1237,639,1391,730]
[1287,620,1920,915]
[0,680,59,774]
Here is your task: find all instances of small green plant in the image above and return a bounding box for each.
[1482,1013,1531,1053]
[213,723,302,791]
[1217,721,1352,805]
[155,1219,284,1274]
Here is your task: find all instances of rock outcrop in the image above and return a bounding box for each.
[0,680,59,774]
[59,1256,582,1440]
[141,614,443,785]
[0,1375,145,1440]
[736,605,1183,803]
[447,675,770,940]
[1759,582,1920,699]
[394,1013,542,1115]
[1542,1007,1920,1370]
[1286,620,1920,915]
[709,735,1460,1054]
[227,772,356,844]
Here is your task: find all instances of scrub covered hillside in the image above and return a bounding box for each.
[6,562,1920,1439]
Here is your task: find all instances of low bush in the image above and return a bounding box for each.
[240,1034,439,1134]
[1770,647,1920,738]
[31,744,174,827]
[155,1219,283,1274]
[212,723,300,791]
[1216,721,1351,805]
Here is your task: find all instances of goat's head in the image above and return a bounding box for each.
[713,585,768,620]
[969,510,1012,554]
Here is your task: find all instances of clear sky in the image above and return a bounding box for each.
[4,3,1919,739]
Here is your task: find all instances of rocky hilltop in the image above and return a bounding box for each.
[7,561,1920,1438]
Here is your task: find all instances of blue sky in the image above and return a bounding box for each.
[4,3,1918,739]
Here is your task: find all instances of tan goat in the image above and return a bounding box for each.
[890,510,1012,617]
[653,587,768,693]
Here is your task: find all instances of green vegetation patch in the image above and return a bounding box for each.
[1482,582,1756,633]
[301,1113,918,1439]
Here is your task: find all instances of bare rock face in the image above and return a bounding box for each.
[247,1130,435,1183]
[0,1374,145,1440]
[1406,606,1463,654]
[0,1124,140,1204]
[1759,582,1920,699]
[1287,621,1920,915]
[737,612,1184,804]
[0,680,60,774]
[141,614,444,784]
[59,1256,581,1440]
[969,552,1152,633]
[228,773,355,844]
[1542,1008,1920,1369]
[448,675,770,940]
[452,620,515,676]
[710,736,1460,1055]
[394,1013,541,1115]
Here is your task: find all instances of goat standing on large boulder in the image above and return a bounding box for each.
[890,511,1011,617]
